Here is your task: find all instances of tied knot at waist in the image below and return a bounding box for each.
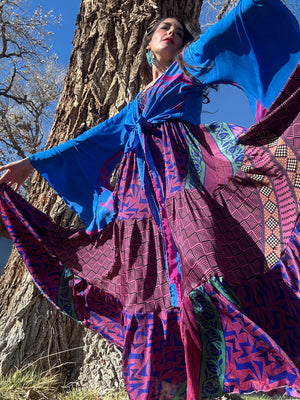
[124,115,152,153]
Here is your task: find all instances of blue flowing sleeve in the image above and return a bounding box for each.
[29,101,133,230]
[183,0,300,114]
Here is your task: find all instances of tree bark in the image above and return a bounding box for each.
[0,0,202,393]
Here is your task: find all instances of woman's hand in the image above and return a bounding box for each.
[0,158,34,191]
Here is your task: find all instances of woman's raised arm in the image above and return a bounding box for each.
[183,0,300,116]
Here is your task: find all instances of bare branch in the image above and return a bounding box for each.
[200,0,298,30]
[0,0,65,194]
[216,0,232,20]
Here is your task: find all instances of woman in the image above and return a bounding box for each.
[0,0,300,399]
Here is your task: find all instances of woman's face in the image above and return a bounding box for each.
[147,18,184,67]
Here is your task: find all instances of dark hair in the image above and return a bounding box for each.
[143,17,194,51]
[140,17,195,86]
[140,17,215,103]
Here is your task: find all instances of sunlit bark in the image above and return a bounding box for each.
[0,0,202,391]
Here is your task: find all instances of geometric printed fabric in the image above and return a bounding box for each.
[1,65,300,399]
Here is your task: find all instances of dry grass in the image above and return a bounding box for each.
[0,368,59,399]
[60,389,128,400]
[0,369,297,400]
[0,368,128,400]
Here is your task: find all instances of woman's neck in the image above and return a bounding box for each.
[142,60,173,94]
[152,61,169,81]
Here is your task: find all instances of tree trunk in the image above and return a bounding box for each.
[0,0,202,393]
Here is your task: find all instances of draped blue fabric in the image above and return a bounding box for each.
[29,0,300,233]
[184,0,300,111]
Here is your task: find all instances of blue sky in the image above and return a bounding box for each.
[0,238,12,269]
[29,0,81,66]
[0,1,81,270]
[0,0,257,270]
[32,0,255,126]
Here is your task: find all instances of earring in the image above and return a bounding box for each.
[146,49,155,67]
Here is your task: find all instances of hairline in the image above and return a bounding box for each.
[158,18,185,33]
